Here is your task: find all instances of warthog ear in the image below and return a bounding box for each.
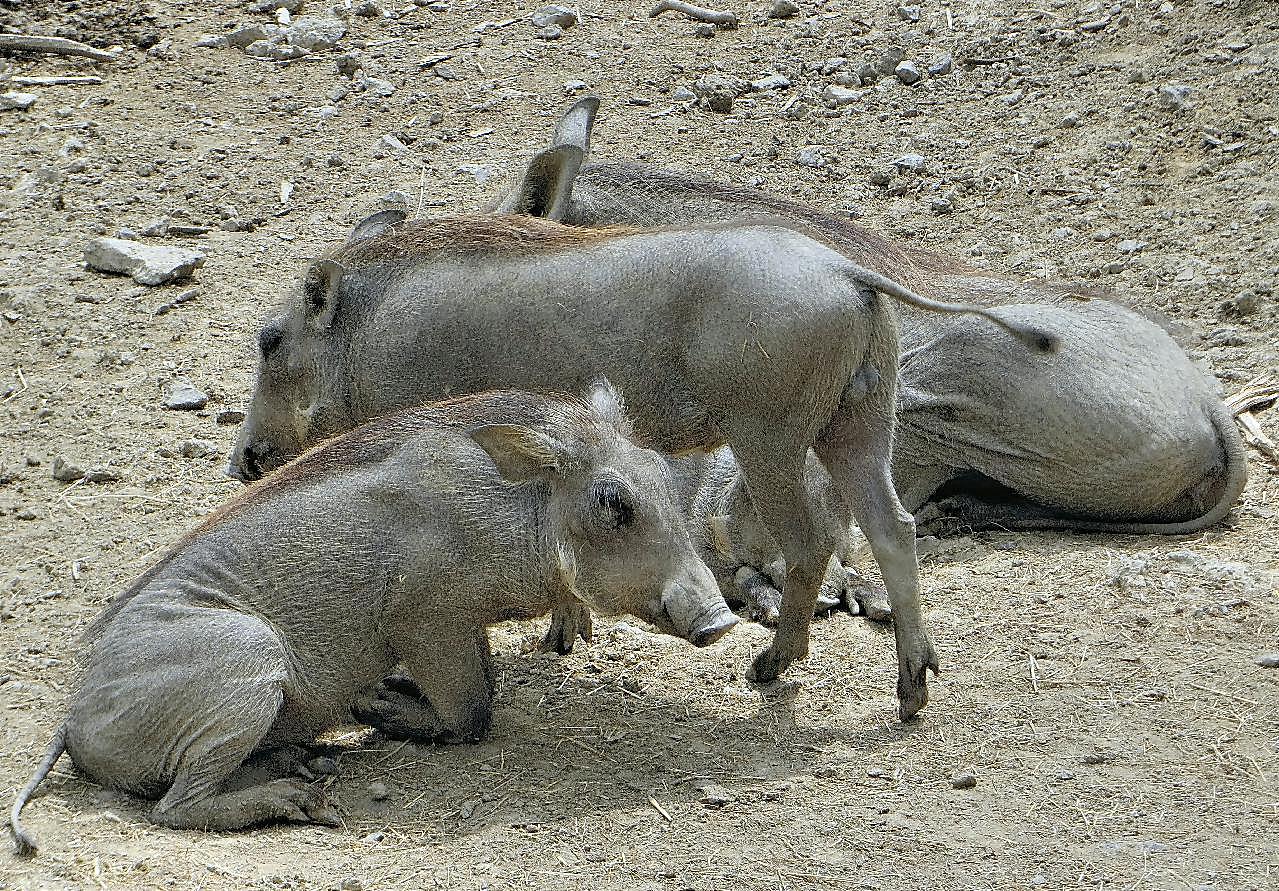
[470,424,566,482]
[348,208,407,243]
[495,96,599,221]
[583,377,632,435]
[303,259,345,330]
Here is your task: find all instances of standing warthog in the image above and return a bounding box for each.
[228,212,1057,719]
[10,385,734,855]
[495,97,1247,535]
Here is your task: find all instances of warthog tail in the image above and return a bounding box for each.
[839,261,1061,354]
[9,723,67,857]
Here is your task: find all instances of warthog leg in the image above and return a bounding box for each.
[733,445,835,683]
[539,597,593,654]
[385,625,496,743]
[353,678,447,742]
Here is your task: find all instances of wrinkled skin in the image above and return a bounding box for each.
[229,213,966,718]
[496,97,1247,537]
[11,387,733,854]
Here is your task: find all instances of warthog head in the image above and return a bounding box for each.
[476,382,736,646]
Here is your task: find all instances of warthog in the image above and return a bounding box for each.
[495,97,1247,534]
[10,385,734,854]
[542,447,883,653]
[229,211,1057,718]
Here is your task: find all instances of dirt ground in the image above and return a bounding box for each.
[2,1,1277,889]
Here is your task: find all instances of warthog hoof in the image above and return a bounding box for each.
[539,601,593,655]
[895,635,940,721]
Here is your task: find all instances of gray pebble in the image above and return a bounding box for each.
[216,409,247,426]
[180,439,218,459]
[84,466,122,484]
[51,456,86,483]
[796,146,828,168]
[768,0,800,18]
[165,379,208,411]
[1256,653,1279,669]
[536,24,565,40]
[751,74,791,92]
[928,196,953,215]
[1157,84,1192,111]
[892,153,926,173]
[671,86,696,102]
[368,780,390,801]
[895,61,922,85]
[897,5,921,22]
[927,54,953,76]
[84,238,205,286]
[875,47,906,77]
[353,1,383,17]
[532,4,578,29]
[822,84,860,106]
[692,23,715,37]
[308,756,340,775]
[285,16,347,52]
[564,80,589,93]
[951,772,978,789]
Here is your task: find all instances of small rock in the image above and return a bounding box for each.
[564,79,589,93]
[249,0,303,11]
[84,466,122,484]
[536,24,565,40]
[285,16,347,51]
[696,781,733,807]
[165,379,208,411]
[796,146,827,168]
[180,439,218,459]
[768,0,800,18]
[531,4,578,28]
[951,772,978,789]
[751,74,791,92]
[140,217,172,238]
[892,153,926,173]
[51,456,87,483]
[362,831,385,843]
[671,85,696,101]
[692,22,715,37]
[353,1,383,17]
[822,84,860,106]
[216,409,247,426]
[0,92,38,112]
[1157,84,1191,111]
[692,74,747,114]
[928,197,953,215]
[375,133,410,157]
[1117,239,1147,254]
[308,756,340,775]
[340,880,363,891]
[1255,653,1279,669]
[1059,112,1080,128]
[357,75,396,97]
[368,781,390,801]
[895,61,922,85]
[874,47,906,77]
[897,5,921,23]
[456,163,492,184]
[227,24,271,49]
[927,54,953,76]
[245,38,308,61]
[868,168,893,187]
[84,238,205,286]
[194,34,228,48]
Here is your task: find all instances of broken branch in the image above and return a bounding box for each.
[0,34,119,63]
[649,1,739,28]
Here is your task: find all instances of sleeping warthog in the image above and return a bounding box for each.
[229,212,1057,718]
[11,385,734,854]
[496,97,1247,535]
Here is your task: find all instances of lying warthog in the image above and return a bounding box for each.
[229,211,1057,718]
[11,385,734,854]
[495,97,1247,534]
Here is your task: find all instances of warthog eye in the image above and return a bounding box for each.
[590,479,633,529]
[258,325,284,356]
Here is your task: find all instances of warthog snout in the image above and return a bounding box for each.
[658,580,737,647]
[227,440,275,483]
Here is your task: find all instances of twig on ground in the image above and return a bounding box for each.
[12,75,103,86]
[1226,378,1279,466]
[649,1,739,28]
[0,34,119,62]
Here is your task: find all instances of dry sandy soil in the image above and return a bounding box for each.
[2,1,1277,889]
